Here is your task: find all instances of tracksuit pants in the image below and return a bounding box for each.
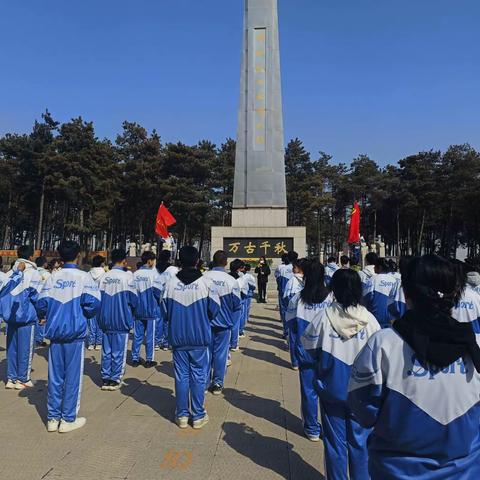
[154,316,169,348]
[132,319,155,362]
[48,340,84,422]
[208,327,231,387]
[288,327,299,369]
[320,400,370,480]
[279,292,288,336]
[240,298,252,334]
[6,323,35,382]
[34,322,45,344]
[230,309,241,350]
[87,317,102,346]
[173,348,209,421]
[299,367,322,438]
[101,332,129,383]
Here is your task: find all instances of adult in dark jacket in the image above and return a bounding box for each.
[255,257,271,303]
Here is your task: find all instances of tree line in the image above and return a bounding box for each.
[1,111,479,259]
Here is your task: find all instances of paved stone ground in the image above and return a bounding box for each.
[0,301,325,480]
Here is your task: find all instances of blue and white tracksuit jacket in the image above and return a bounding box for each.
[363,272,397,328]
[230,273,249,348]
[34,267,51,343]
[155,266,179,348]
[275,264,293,334]
[302,304,380,480]
[132,266,163,362]
[388,277,407,322]
[203,268,242,386]
[358,265,376,297]
[452,285,480,347]
[239,272,255,333]
[324,262,339,286]
[1,260,42,383]
[283,275,304,367]
[162,274,220,420]
[286,293,333,438]
[87,266,105,346]
[348,328,480,479]
[37,264,100,421]
[98,267,138,382]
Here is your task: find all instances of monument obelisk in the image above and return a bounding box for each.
[211,0,306,261]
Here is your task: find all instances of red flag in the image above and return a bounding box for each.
[347,202,361,244]
[155,203,176,238]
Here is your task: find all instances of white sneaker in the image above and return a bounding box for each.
[5,379,16,389]
[110,381,123,391]
[15,380,34,390]
[192,414,209,430]
[305,432,320,442]
[59,417,86,433]
[230,347,240,353]
[239,333,246,339]
[292,366,299,371]
[94,345,101,351]
[47,419,60,432]
[226,358,232,367]
[87,345,94,351]
[154,346,160,351]
[175,416,189,429]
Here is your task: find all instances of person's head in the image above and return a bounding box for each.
[110,249,127,267]
[35,256,48,269]
[230,259,244,273]
[48,258,61,272]
[212,250,228,268]
[349,256,359,267]
[340,255,350,267]
[300,259,329,305]
[92,255,105,268]
[327,256,337,265]
[179,246,199,268]
[281,253,289,265]
[136,261,143,271]
[18,245,34,261]
[287,251,299,264]
[465,257,480,273]
[365,252,378,266]
[141,250,156,268]
[399,256,414,278]
[58,240,81,264]
[244,263,251,272]
[374,258,390,274]
[450,259,468,297]
[158,249,171,264]
[331,269,363,309]
[293,258,309,276]
[259,256,267,265]
[403,254,459,315]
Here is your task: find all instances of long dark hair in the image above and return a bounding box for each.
[300,259,330,305]
[330,269,363,309]
[403,254,459,315]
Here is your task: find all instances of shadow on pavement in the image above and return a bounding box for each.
[241,347,292,370]
[223,388,304,437]
[246,325,284,339]
[155,360,174,379]
[222,422,324,480]
[248,319,283,330]
[121,377,176,424]
[20,379,48,421]
[248,335,288,351]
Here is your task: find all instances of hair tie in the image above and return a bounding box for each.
[437,291,444,299]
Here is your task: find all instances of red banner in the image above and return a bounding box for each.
[155,203,177,239]
[347,202,361,244]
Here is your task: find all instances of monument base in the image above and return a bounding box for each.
[211,208,307,271]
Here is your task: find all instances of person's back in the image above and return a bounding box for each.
[358,252,378,296]
[133,264,162,321]
[324,257,339,286]
[348,254,480,479]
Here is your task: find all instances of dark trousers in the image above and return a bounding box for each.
[258,281,267,301]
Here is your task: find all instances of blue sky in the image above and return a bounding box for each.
[1,0,479,166]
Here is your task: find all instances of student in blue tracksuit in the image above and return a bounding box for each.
[87,255,106,350]
[37,240,100,433]
[1,245,42,390]
[162,246,220,429]
[358,251,378,297]
[348,254,480,479]
[324,256,339,286]
[239,264,256,337]
[363,257,397,328]
[34,256,50,347]
[203,250,242,395]
[302,268,380,479]
[98,248,138,391]
[132,251,162,368]
[388,256,413,322]
[284,258,308,369]
[229,259,247,352]
[275,251,298,339]
[451,259,480,346]
[155,250,179,350]
[286,259,333,442]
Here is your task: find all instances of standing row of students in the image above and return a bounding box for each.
[0,242,255,433]
[285,252,480,479]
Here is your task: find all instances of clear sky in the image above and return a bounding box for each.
[1,0,479,166]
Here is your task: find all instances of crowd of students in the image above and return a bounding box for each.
[0,242,255,433]
[1,242,480,478]
[276,250,480,479]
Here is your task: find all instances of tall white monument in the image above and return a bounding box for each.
[211,0,306,261]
